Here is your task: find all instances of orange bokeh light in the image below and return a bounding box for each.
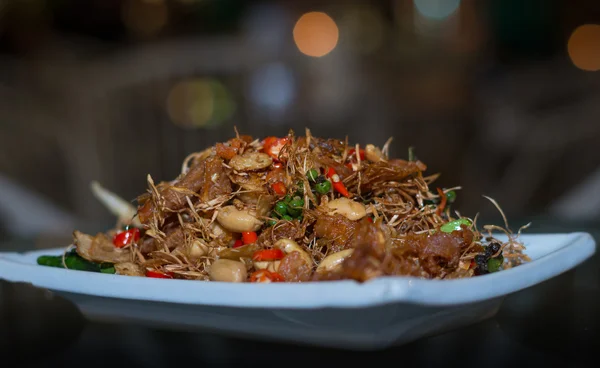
[293,11,339,57]
[568,24,600,72]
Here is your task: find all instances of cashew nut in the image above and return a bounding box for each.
[209,259,248,282]
[365,144,384,162]
[274,238,313,267]
[199,218,231,240]
[216,205,263,232]
[253,260,281,272]
[188,239,209,260]
[316,249,354,273]
[326,198,367,221]
[229,152,272,172]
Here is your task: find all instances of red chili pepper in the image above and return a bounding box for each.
[249,269,285,283]
[325,167,350,197]
[271,181,287,196]
[252,249,285,262]
[112,228,140,248]
[233,239,244,248]
[436,188,447,216]
[242,231,258,244]
[272,161,284,169]
[333,182,350,197]
[263,137,289,161]
[367,217,373,223]
[348,147,366,161]
[145,270,173,279]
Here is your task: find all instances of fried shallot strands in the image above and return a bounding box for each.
[137,159,206,224]
[139,225,185,253]
[67,128,528,282]
[257,220,306,248]
[137,155,232,225]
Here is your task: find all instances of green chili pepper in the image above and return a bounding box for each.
[287,197,305,217]
[440,218,472,233]
[487,257,503,273]
[37,251,114,273]
[295,180,305,195]
[274,201,288,217]
[307,169,319,182]
[100,266,116,274]
[445,190,457,203]
[315,180,332,194]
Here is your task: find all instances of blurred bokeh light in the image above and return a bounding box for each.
[248,62,295,116]
[413,0,461,20]
[293,11,339,57]
[167,78,235,129]
[567,24,600,71]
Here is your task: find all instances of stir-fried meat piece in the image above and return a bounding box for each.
[139,226,184,254]
[74,230,131,264]
[337,220,430,281]
[358,159,427,192]
[137,160,206,224]
[200,156,232,202]
[164,227,185,250]
[310,137,345,156]
[278,251,312,282]
[395,228,474,276]
[215,136,253,160]
[314,213,359,251]
[139,236,155,254]
[138,156,230,225]
[257,220,305,247]
[216,143,238,160]
[338,220,387,282]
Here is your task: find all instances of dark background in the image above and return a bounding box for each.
[1,0,599,245]
[0,1,599,366]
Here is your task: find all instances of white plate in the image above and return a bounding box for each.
[0,232,595,349]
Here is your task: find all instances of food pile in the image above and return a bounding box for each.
[37,129,530,282]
